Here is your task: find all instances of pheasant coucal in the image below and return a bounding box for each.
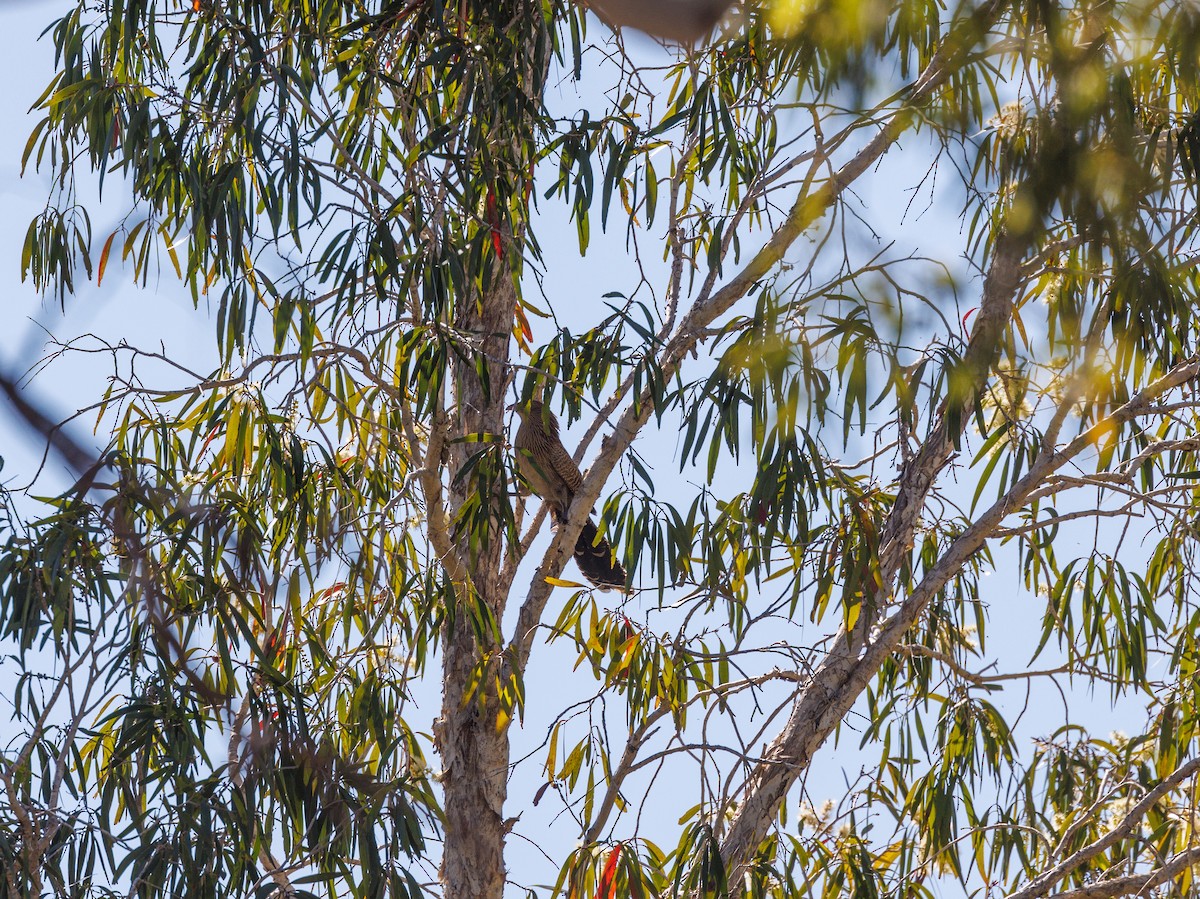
[511,401,628,591]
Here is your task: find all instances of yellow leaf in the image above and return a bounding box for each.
[160,225,183,278]
[545,576,585,588]
[844,597,861,632]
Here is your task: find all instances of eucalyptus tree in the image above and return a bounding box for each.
[5,0,1200,897]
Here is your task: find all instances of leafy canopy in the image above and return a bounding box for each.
[5,0,1200,898]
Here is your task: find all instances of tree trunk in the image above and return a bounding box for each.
[437,268,520,899]
[433,6,550,893]
[437,622,512,899]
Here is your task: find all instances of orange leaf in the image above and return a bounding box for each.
[97,231,117,284]
[515,303,533,342]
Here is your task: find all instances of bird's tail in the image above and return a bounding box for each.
[574,518,628,592]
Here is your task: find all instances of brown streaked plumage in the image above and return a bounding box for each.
[512,401,628,591]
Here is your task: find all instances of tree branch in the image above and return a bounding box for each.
[584,0,736,44]
[506,0,1008,675]
[1005,756,1200,899]
[712,217,1033,882]
[1042,848,1200,899]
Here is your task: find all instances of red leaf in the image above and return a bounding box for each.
[198,424,223,457]
[595,844,622,899]
[486,187,503,258]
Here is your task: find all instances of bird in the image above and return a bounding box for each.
[511,400,628,591]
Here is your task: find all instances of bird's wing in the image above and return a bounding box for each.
[543,439,585,494]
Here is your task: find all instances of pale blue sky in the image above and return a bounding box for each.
[1,1,221,495]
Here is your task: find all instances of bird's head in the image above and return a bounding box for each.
[508,398,545,418]
[508,399,557,434]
